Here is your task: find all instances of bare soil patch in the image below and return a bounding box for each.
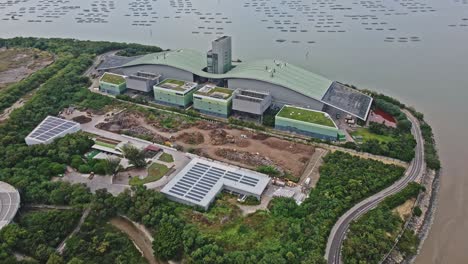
[123,126,170,144]
[95,109,315,180]
[197,120,225,130]
[0,48,54,90]
[177,132,205,145]
[251,133,269,140]
[215,148,283,173]
[72,115,92,124]
[262,137,315,155]
[393,198,416,221]
[235,138,250,148]
[210,129,234,145]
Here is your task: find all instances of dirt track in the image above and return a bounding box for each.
[110,217,159,264]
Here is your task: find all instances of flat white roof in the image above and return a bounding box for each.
[25,116,80,144]
[91,144,123,156]
[161,157,270,209]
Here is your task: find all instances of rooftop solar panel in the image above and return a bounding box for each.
[241,177,259,184]
[169,189,185,196]
[224,175,239,181]
[177,182,192,188]
[196,182,213,189]
[185,195,202,202]
[174,183,190,190]
[193,186,209,193]
[205,174,221,180]
[161,158,271,210]
[241,179,258,185]
[25,116,80,145]
[189,189,206,196]
[172,186,188,194]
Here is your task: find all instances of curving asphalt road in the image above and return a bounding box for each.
[0,181,20,230]
[325,110,425,264]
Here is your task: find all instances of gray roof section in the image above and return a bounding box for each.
[0,182,20,230]
[321,82,373,120]
[97,55,143,70]
[161,157,270,209]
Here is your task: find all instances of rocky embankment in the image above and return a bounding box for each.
[385,167,441,263]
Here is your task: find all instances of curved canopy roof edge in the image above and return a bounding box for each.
[122,49,333,101]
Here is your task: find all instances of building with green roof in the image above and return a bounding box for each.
[275,105,345,141]
[98,37,372,120]
[119,49,332,102]
[99,73,126,95]
[153,79,198,108]
[193,84,234,117]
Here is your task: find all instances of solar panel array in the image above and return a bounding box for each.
[27,116,79,142]
[167,161,261,203]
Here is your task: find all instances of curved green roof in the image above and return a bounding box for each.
[122,49,333,100]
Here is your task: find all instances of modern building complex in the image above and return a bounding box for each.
[25,116,81,145]
[275,105,346,141]
[126,71,161,92]
[99,72,127,95]
[161,157,270,210]
[207,36,232,74]
[153,79,198,108]
[97,36,373,141]
[232,89,272,116]
[193,84,233,117]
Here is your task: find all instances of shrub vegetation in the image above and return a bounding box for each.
[342,182,423,264]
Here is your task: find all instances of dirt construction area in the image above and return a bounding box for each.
[0,48,54,90]
[96,110,316,181]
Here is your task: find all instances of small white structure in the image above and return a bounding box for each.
[161,157,270,210]
[25,116,81,145]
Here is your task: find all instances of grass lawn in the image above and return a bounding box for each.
[158,79,189,91]
[129,162,170,186]
[161,79,185,86]
[85,150,101,159]
[211,87,234,96]
[196,86,234,97]
[101,73,125,85]
[277,106,335,127]
[94,140,117,149]
[350,128,395,143]
[158,152,174,162]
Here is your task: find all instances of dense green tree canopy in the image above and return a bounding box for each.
[122,144,147,168]
[0,37,432,264]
